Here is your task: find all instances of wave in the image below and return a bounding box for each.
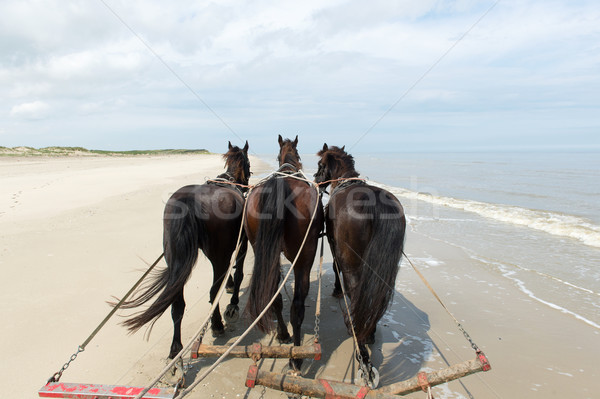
[487,258,600,330]
[373,182,600,249]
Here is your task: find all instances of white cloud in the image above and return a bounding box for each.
[10,101,51,120]
[0,0,598,151]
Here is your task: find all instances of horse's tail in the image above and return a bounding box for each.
[119,192,205,334]
[351,196,406,342]
[245,176,291,333]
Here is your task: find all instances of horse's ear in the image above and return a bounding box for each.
[322,143,328,152]
[228,141,233,150]
[341,145,345,151]
[293,135,298,147]
[278,134,284,147]
[243,140,249,153]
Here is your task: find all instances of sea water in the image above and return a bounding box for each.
[348,152,600,330]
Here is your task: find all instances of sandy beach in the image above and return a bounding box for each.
[1,154,598,398]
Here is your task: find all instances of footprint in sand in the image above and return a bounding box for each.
[9,191,22,208]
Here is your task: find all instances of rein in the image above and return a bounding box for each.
[206,171,251,194]
[316,177,366,197]
[173,168,322,399]
[206,178,251,195]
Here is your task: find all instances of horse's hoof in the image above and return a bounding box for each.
[357,366,380,388]
[211,325,225,337]
[277,333,292,344]
[224,304,239,323]
[159,357,185,387]
[332,288,343,298]
[282,363,302,377]
[168,343,184,360]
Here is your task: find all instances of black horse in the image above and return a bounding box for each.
[244,135,324,372]
[314,144,406,387]
[118,141,251,359]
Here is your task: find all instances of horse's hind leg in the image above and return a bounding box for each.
[289,260,311,371]
[209,259,226,337]
[225,275,235,293]
[274,292,292,344]
[332,260,343,298]
[225,238,247,324]
[327,234,343,298]
[169,290,185,359]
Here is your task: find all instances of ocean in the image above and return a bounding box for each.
[318,151,600,331]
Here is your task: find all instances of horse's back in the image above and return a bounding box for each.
[244,176,323,259]
[165,183,245,256]
[283,177,324,258]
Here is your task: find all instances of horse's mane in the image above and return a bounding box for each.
[317,146,359,178]
[223,144,250,184]
[223,145,245,168]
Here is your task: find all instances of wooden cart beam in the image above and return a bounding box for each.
[192,342,321,361]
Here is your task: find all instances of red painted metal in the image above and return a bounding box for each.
[319,379,335,397]
[313,343,322,361]
[245,364,259,388]
[38,382,175,398]
[190,338,201,359]
[319,379,371,399]
[250,343,262,361]
[417,371,429,392]
[355,386,370,399]
[477,351,491,372]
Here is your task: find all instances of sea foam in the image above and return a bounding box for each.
[374,182,600,249]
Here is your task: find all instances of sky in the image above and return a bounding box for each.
[1,0,599,154]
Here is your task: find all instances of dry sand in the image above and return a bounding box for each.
[1,154,598,398]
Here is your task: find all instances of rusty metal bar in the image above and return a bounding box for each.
[192,343,321,360]
[39,382,175,398]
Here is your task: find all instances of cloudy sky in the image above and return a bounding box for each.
[1,0,599,153]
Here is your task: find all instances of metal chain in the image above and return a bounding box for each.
[198,322,210,345]
[313,312,320,343]
[313,234,324,343]
[48,345,84,383]
[457,322,480,352]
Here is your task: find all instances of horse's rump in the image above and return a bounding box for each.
[244,176,292,332]
[329,184,406,341]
